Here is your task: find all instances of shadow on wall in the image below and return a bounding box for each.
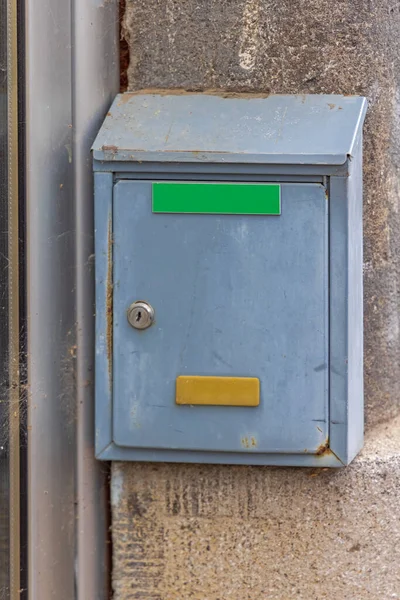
[119,0,129,92]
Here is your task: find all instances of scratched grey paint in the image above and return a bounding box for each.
[95,172,114,457]
[329,135,364,464]
[94,93,366,466]
[93,93,366,165]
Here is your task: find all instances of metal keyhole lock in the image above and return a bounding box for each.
[127,301,155,330]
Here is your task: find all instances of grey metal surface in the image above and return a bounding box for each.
[103,446,343,467]
[329,135,364,464]
[26,0,118,598]
[94,93,366,466]
[26,0,76,595]
[92,93,367,165]
[94,172,113,461]
[98,163,349,177]
[113,181,328,454]
[72,0,118,598]
[92,171,334,468]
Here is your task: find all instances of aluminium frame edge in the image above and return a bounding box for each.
[26,0,119,598]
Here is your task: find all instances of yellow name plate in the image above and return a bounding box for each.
[176,376,260,407]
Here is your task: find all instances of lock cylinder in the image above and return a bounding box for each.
[127,301,155,330]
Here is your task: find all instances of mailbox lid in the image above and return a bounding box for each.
[112,180,329,454]
[92,93,367,166]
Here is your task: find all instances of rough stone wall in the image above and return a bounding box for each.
[113,2,400,598]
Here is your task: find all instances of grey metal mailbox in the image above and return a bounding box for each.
[93,92,367,467]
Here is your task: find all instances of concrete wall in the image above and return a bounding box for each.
[112,419,400,599]
[113,2,400,597]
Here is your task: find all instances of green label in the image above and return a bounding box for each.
[152,182,281,215]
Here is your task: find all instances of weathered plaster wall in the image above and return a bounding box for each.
[113,2,400,598]
[112,418,400,600]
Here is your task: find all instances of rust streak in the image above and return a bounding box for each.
[315,439,330,456]
[106,215,113,386]
[102,144,118,153]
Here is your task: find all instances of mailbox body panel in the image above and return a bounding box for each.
[93,93,366,466]
[113,181,328,454]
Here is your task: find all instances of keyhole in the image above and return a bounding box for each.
[127,301,154,330]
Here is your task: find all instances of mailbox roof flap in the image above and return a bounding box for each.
[92,92,367,166]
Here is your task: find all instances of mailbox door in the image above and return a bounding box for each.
[112,180,328,454]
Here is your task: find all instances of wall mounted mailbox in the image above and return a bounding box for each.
[93,92,367,467]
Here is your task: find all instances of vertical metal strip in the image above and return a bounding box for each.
[26,0,76,595]
[71,1,118,597]
[26,0,119,596]
[7,0,20,597]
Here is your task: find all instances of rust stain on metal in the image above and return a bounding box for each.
[241,436,258,449]
[106,215,113,386]
[315,439,330,456]
[102,144,118,153]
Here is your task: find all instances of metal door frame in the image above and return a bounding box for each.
[25,0,119,597]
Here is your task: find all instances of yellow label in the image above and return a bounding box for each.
[176,376,260,407]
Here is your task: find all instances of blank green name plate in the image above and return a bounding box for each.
[152,182,281,215]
